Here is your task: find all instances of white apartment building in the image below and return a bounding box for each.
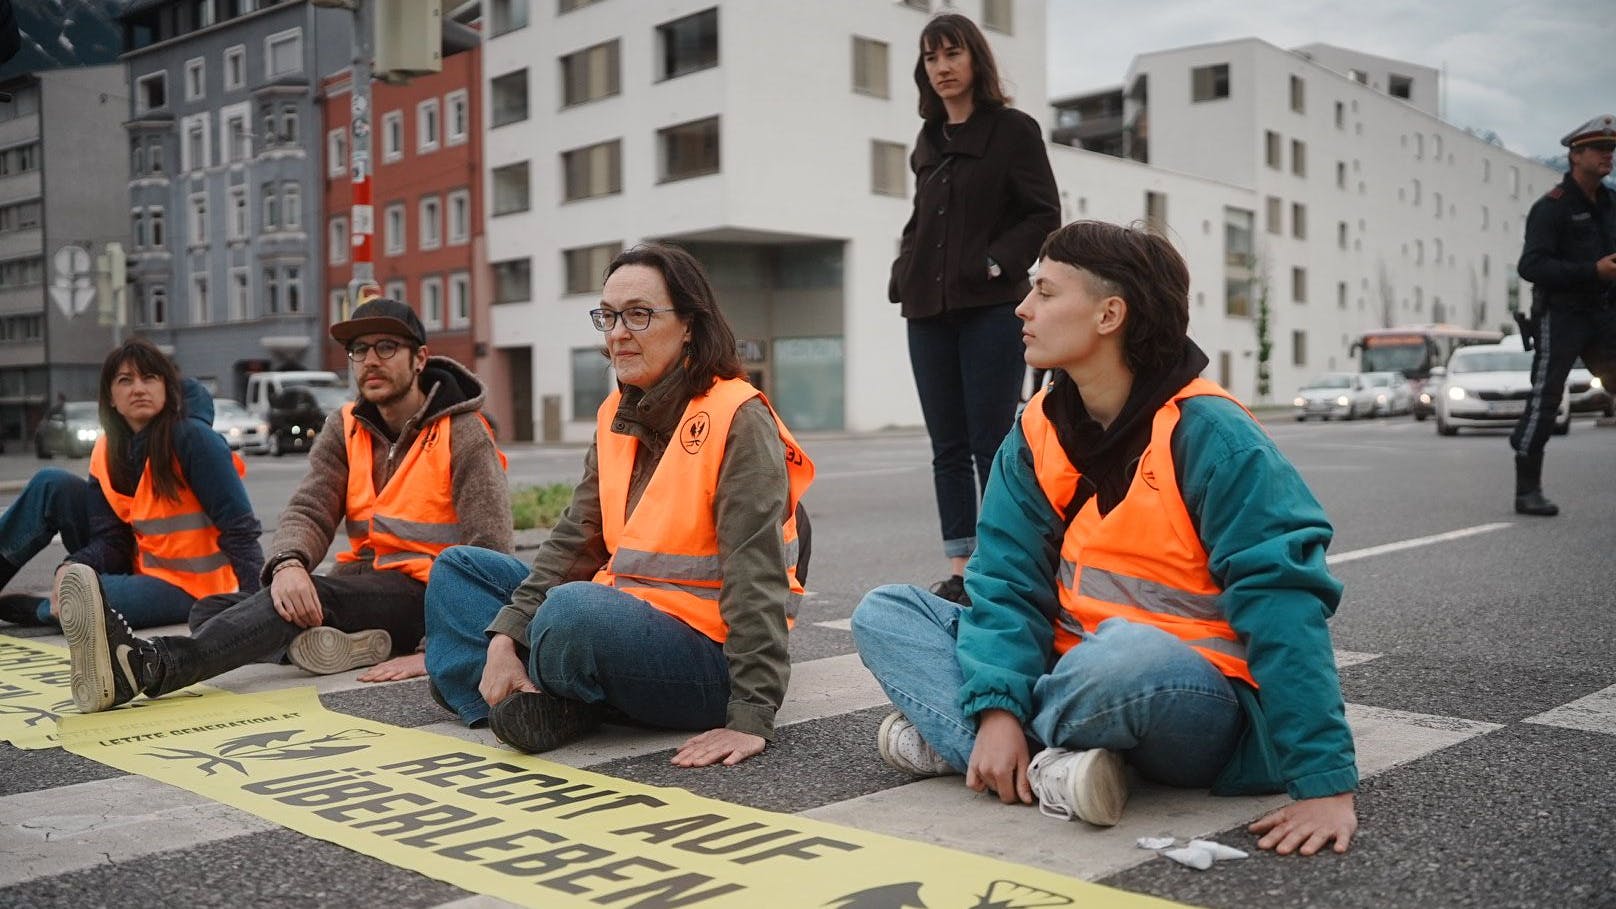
[483,0,1556,438]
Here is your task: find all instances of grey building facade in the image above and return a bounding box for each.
[0,65,128,446]
[120,0,352,402]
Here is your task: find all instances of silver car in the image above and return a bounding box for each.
[212,398,269,452]
[1434,344,1569,436]
[1293,373,1377,421]
[34,401,101,459]
[1364,371,1414,417]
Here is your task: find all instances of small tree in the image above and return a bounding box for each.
[1249,252,1273,400]
[1376,260,1397,328]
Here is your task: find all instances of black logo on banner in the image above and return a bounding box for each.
[826,880,1073,909]
[680,411,711,454]
[145,728,382,776]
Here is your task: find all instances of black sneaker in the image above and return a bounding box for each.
[58,564,152,712]
[489,691,604,753]
[0,593,47,626]
[929,574,972,606]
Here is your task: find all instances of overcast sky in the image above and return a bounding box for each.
[1045,0,1614,160]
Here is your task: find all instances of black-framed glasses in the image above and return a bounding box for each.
[589,307,675,332]
[346,339,407,362]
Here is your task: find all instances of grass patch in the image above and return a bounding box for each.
[511,483,574,530]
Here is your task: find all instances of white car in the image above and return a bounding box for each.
[212,398,269,453]
[1434,344,1569,437]
[1363,371,1414,416]
[1293,372,1377,421]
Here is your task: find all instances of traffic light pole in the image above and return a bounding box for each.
[346,0,378,307]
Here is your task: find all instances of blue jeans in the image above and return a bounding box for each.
[851,584,1243,787]
[0,468,194,628]
[425,546,730,729]
[907,302,1027,558]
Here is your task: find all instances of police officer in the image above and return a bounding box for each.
[1510,114,1616,516]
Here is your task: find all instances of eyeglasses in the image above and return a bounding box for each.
[589,307,676,332]
[346,339,408,362]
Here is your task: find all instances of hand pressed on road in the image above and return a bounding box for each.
[1249,792,1357,855]
[479,633,537,708]
[966,709,1034,805]
[270,563,323,628]
[672,728,766,767]
[357,652,426,683]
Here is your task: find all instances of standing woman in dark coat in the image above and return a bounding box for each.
[888,13,1060,603]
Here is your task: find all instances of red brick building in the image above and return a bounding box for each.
[320,45,500,428]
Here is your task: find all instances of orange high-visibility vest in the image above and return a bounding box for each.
[338,405,505,583]
[592,378,815,643]
[88,437,247,599]
[1020,377,1256,687]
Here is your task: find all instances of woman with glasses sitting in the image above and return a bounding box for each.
[424,243,815,767]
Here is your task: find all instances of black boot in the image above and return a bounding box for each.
[1514,452,1559,517]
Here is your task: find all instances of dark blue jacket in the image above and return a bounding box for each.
[68,379,264,594]
[1518,173,1616,306]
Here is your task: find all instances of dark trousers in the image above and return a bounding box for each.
[147,570,427,696]
[907,301,1027,557]
[1511,303,1616,456]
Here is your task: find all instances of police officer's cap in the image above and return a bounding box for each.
[1562,114,1616,150]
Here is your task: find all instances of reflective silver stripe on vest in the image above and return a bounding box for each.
[1076,566,1223,621]
[785,590,802,620]
[1184,636,1248,660]
[132,511,213,535]
[618,576,721,601]
[346,519,370,539]
[1059,559,1077,591]
[371,514,461,545]
[613,548,723,582]
[376,551,433,567]
[143,551,230,574]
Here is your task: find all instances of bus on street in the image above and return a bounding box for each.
[1351,325,1505,420]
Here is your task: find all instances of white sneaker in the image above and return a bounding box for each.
[287,627,392,675]
[1027,747,1128,827]
[877,711,955,777]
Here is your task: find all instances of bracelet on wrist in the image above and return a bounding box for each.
[271,558,305,575]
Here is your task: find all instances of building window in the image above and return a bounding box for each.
[280,106,298,145]
[492,258,531,303]
[385,203,406,255]
[382,110,404,162]
[1292,266,1307,303]
[445,90,469,145]
[265,28,302,79]
[223,108,250,163]
[1481,205,1490,230]
[223,45,245,91]
[150,207,164,246]
[1264,130,1281,169]
[188,192,208,245]
[1336,160,1346,189]
[136,72,167,112]
[421,276,444,328]
[285,265,302,313]
[228,185,247,240]
[658,118,719,182]
[448,271,471,328]
[1348,68,1367,84]
[491,69,528,126]
[419,195,442,250]
[1411,178,1421,205]
[563,242,622,295]
[0,200,41,234]
[143,285,168,326]
[1290,139,1305,177]
[384,279,407,307]
[329,216,349,265]
[1288,74,1304,113]
[1264,195,1282,234]
[982,0,1012,32]
[1190,63,1229,102]
[657,8,718,81]
[329,289,347,326]
[560,0,606,10]
[230,268,249,320]
[493,161,531,214]
[327,128,347,177]
[871,140,907,197]
[1292,330,1307,366]
[417,99,440,153]
[561,40,620,107]
[1334,100,1344,128]
[1483,158,1492,182]
[1291,202,1306,239]
[1337,281,1348,309]
[132,210,147,249]
[281,182,301,228]
[1142,191,1168,232]
[448,189,470,244]
[853,37,889,98]
[191,274,209,324]
[562,141,621,200]
[1433,191,1443,219]
[490,0,528,36]
[185,58,205,101]
[571,347,613,421]
[1337,220,1348,250]
[263,267,279,314]
[0,257,43,288]
[1388,73,1413,99]
[1509,166,1520,199]
[183,112,210,172]
[1225,277,1250,317]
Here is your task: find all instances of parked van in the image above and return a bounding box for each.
[243,371,345,427]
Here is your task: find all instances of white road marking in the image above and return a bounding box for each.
[1327,522,1513,565]
[1523,684,1616,736]
[815,617,853,631]
[1334,650,1382,668]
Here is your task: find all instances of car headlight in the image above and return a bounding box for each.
[1376,394,1388,404]
[1446,386,1467,401]
[227,427,242,438]
[1335,395,1350,406]
[1593,376,1604,390]
[1419,392,1431,404]
[1293,396,1305,407]
[256,422,269,434]
[75,428,98,441]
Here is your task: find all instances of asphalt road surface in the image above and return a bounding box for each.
[2,413,1613,908]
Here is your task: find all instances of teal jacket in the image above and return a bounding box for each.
[957,394,1358,800]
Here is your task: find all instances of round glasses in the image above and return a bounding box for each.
[589,307,676,332]
[346,339,407,362]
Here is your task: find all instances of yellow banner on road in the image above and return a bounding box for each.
[0,637,215,750]
[59,687,1190,909]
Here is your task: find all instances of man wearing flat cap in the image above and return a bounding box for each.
[63,297,513,713]
[1508,115,1616,517]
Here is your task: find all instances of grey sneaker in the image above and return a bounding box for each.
[59,564,152,712]
[287,627,392,675]
[489,690,604,753]
[877,711,954,777]
[1027,746,1128,827]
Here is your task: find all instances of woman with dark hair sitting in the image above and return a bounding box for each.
[425,243,814,767]
[0,338,262,629]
